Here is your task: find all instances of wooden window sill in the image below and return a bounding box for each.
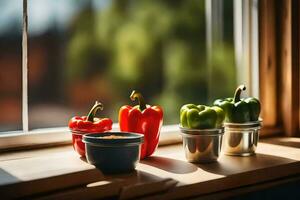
[1,137,300,199]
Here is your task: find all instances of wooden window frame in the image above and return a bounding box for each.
[259,0,300,137]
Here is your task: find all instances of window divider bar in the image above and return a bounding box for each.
[250,0,259,98]
[22,0,29,132]
[234,0,247,88]
[205,0,224,101]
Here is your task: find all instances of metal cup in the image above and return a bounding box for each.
[222,120,262,156]
[179,127,224,163]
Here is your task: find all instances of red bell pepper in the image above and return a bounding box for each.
[69,101,113,133]
[69,101,113,156]
[119,91,163,159]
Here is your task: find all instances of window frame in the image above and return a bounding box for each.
[2,0,287,151]
[0,125,181,152]
[22,0,29,133]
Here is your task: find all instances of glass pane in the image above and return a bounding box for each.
[28,0,237,129]
[0,0,22,132]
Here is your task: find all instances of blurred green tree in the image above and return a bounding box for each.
[66,0,236,124]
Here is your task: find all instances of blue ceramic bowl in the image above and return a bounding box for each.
[83,132,144,174]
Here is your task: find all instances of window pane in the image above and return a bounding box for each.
[28,0,237,129]
[0,0,22,132]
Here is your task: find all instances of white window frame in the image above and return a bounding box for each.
[0,0,259,151]
[234,0,259,98]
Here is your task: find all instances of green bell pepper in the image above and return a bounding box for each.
[180,104,225,129]
[213,85,261,123]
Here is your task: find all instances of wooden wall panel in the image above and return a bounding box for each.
[297,0,300,135]
[279,0,299,136]
[259,0,300,136]
[291,0,300,136]
[259,0,278,127]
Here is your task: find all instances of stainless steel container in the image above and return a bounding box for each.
[222,121,262,156]
[179,127,224,163]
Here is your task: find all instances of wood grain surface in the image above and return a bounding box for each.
[1,137,300,199]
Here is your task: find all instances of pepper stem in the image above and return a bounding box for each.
[87,101,103,122]
[234,85,246,103]
[130,90,146,111]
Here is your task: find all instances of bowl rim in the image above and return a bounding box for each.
[70,129,92,136]
[179,126,224,136]
[224,119,262,129]
[82,132,144,146]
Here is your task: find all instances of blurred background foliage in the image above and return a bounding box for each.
[65,0,236,124]
[0,0,237,130]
